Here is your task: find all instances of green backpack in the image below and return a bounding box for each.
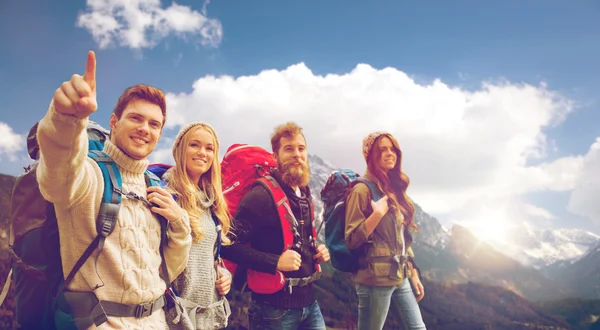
[0,121,171,329]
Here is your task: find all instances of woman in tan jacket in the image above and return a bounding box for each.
[344,131,426,330]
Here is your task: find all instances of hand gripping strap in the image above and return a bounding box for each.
[257,176,322,277]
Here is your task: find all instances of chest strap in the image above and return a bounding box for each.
[58,291,166,329]
[171,294,231,329]
[285,271,322,294]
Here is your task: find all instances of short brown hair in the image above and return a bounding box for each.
[270,122,305,153]
[113,84,167,125]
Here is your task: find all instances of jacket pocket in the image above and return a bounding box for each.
[367,241,392,259]
[370,263,392,277]
[367,242,394,277]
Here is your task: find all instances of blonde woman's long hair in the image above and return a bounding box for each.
[168,124,232,245]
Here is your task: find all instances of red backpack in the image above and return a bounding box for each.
[221,144,277,217]
[221,144,321,294]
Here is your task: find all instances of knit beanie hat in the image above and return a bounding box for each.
[362,131,392,161]
[172,122,217,159]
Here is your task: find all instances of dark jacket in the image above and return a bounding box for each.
[221,169,317,309]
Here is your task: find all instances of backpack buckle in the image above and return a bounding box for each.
[393,254,408,265]
[100,220,112,237]
[113,186,125,196]
[293,241,302,250]
[114,187,155,208]
[399,255,408,265]
[134,301,153,318]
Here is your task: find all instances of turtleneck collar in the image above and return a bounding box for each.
[103,139,149,175]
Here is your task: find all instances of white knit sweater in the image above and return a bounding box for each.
[36,101,192,329]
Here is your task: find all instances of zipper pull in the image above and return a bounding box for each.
[288,280,293,294]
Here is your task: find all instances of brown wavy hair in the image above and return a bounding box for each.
[366,134,418,231]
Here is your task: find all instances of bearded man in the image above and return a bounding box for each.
[221,122,330,330]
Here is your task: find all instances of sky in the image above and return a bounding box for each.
[1,0,599,240]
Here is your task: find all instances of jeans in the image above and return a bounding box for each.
[356,279,426,330]
[248,300,326,330]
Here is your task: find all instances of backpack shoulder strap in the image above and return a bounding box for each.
[144,169,171,287]
[256,176,299,251]
[90,150,122,235]
[355,177,384,202]
[144,169,160,186]
[55,150,122,298]
[211,211,222,263]
[88,150,121,199]
[256,177,322,273]
[309,199,322,273]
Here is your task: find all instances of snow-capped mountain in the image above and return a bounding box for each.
[542,241,600,299]
[412,203,450,249]
[307,154,337,243]
[496,221,600,268]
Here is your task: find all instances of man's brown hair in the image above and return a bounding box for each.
[270,121,306,153]
[113,84,167,126]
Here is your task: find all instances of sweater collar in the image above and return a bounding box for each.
[103,139,149,175]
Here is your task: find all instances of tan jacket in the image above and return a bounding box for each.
[344,174,415,287]
[36,101,192,329]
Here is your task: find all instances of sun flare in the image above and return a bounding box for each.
[466,210,513,245]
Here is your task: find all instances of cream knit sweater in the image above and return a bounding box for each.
[36,101,192,329]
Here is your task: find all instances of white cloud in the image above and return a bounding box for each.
[148,135,176,164]
[523,203,556,220]
[567,137,600,226]
[77,0,223,49]
[148,147,173,165]
[0,122,24,161]
[162,62,580,217]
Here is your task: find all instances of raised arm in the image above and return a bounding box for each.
[36,51,101,208]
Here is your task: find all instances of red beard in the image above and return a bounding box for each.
[278,159,311,188]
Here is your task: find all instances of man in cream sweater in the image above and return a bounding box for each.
[36,51,192,329]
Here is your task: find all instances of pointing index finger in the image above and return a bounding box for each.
[84,51,96,90]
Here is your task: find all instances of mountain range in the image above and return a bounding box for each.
[492,221,600,269]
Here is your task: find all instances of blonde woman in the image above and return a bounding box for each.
[158,122,233,329]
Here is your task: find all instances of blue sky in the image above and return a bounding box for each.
[1,0,599,241]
